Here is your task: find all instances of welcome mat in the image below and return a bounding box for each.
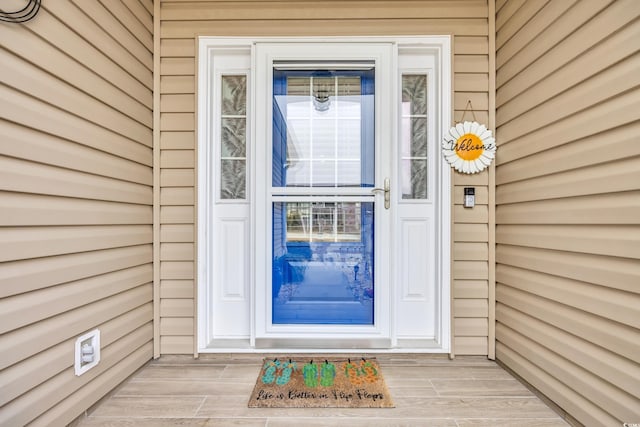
[248,357,394,408]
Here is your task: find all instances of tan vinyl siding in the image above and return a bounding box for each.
[159,0,493,355]
[158,73,194,340]
[0,1,154,425]
[495,0,640,425]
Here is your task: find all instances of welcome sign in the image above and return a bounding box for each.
[442,121,496,174]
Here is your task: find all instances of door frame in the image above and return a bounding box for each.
[197,36,451,353]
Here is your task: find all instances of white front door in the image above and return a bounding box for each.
[197,37,451,352]
[253,43,393,348]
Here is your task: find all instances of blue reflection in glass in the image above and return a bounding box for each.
[272,202,374,325]
[272,69,375,188]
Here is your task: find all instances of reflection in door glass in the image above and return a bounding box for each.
[272,69,375,188]
[272,202,374,325]
[285,202,362,242]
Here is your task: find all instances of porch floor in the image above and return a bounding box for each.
[77,354,570,426]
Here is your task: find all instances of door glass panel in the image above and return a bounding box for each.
[272,69,375,188]
[271,65,377,326]
[272,202,374,325]
[400,74,428,199]
[220,75,247,199]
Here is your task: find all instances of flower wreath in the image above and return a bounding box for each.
[442,121,496,174]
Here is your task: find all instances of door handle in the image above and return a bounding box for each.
[371,178,390,209]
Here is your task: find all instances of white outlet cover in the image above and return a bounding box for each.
[74,329,100,376]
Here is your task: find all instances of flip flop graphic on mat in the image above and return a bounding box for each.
[276,360,297,385]
[303,361,319,387]
[320,361,336,387]
[261,359,280,384]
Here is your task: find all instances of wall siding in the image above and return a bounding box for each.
[0,1,154,425]
[495,1,640,425]
[159,0,493,355]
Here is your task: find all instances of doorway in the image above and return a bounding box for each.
[197,37,451,352]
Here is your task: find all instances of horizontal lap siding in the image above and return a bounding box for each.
[0,1,154,426]
[159,0,492,355]
[495,1,640,425]
[158,38,195,352]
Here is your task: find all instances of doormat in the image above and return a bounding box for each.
[248,357,394,408]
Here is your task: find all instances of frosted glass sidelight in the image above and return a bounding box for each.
[220,75,247,199]
[401,74,428,199]
[220,160,246,199]
[221,75,247,115]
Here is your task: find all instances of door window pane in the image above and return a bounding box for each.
[220,75,247,199]
[221,75,247,115]
[220,160,246,199]
[272,69,375,188]
[400,74,428,199]
[272,202,374,325]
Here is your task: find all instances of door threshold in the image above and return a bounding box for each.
[254,337,392,349]
[199,338,449,353]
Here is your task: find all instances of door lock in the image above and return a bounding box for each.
[371,178,390,209]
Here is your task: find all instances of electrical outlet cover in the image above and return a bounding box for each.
[74,329,100,376]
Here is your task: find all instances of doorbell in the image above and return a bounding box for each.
[464,187,475,208]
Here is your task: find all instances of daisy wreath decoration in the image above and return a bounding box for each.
[442,121,496,174]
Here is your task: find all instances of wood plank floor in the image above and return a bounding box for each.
[76,354,571,426]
